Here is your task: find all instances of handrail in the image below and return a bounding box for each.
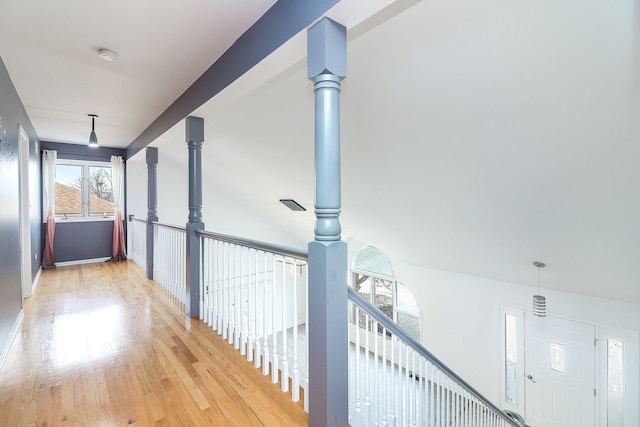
[348,287,520,427]
[196,229,308,260]
[131,216,146,224]
[152,221,186,232]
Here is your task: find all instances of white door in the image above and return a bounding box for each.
[18,125,32,300]
[525,314,595,427]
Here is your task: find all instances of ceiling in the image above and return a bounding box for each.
[2,0,639,303]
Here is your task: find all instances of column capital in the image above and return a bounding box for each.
[186,116,204,144]
[307,17,346,80]
[146,146,158,165]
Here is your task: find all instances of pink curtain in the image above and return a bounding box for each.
[42,212,56,269]
[111,211,127,260]
[42,149,57,269]
[111,155,127,260]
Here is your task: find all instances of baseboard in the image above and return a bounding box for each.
[31,267,42,294]
[0,310,24,372]
[56,257,110,267]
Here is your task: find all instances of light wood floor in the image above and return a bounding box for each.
[0,261,308,426]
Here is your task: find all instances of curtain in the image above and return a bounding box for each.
[42,149,57,269]
[111,155,127,260]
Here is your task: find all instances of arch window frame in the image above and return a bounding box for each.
[351,246,421,342]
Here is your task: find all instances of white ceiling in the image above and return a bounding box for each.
[3,0,639,303]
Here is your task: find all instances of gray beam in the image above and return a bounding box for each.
[126,0,340,160]
[307,17,348,427]
[185,117,204,318]
[146,147,158,280]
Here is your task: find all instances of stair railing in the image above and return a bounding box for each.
[197,230,309,408]
[152,222,187,305]
[348,288,519,427]
[130,217,147,269]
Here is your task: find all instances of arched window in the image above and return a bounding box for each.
[351,246,421,341]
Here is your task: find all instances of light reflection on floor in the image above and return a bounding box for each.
[51,305,123,369]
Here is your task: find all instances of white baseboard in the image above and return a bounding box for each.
[56,257,111,267]
[31,267,42,294]
[0,310,24,372]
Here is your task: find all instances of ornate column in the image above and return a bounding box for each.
[307,17,348,427]
[146,147,158,280]
[185,116,204,318]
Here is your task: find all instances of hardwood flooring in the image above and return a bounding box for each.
[0,261,308,426]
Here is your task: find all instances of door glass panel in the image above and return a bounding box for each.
[55,164,83,217]
[608,339,624,427]
[505,313,517,404]
[550,342,566,373]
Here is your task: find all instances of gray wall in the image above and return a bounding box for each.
[0,57,40,353]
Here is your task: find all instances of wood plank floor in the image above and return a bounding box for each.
[0,261,308,426]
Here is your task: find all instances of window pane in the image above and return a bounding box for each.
[353,246,393,277]
[55,164,83,217]
[397,312,420,341]
[550,342,566,373]
[88,166,114,216]
[355,274,372,330]
[374,278,393,320]
[396,282,420,316]
[505,314,517,405]
[608,339,624,427]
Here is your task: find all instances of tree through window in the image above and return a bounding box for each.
[351,246,421,341]
[55,160,114,219]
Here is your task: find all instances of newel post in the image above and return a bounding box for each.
[146,147,158,280]
[307,17,348,427]
[185,116,204,318]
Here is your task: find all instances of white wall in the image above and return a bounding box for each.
[126,148,307,255]
[347,239,640,418]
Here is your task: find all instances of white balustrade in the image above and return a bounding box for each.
[130,217,146,269]
[151,227,521,423]
[348,289,519,427]
[199,231,308,406]
[153,223,187,306]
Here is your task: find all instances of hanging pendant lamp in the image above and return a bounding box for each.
[88,114,99,147]
[532,261,546,317]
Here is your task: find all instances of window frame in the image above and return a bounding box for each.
[51,159,115,223]
[352,268,422,342]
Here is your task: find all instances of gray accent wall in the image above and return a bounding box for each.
[52,221,115,262]
[0,57,41,354]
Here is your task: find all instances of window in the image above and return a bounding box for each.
[608,339,624,426]
[505,314,517,405]
[54,160,114,219]
[351,246,421,341]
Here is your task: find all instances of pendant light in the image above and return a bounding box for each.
[88,114,99,147]
[532,261,546,317]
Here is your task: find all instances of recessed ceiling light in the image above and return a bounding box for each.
[98,48,119,62]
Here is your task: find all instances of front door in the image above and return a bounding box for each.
[525,313,595,427]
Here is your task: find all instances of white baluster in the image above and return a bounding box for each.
[271,256,279,384]
[291,260,300,402]
[262,253,270,376]
[281,259,289,393]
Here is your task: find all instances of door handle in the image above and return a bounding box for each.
[527,374,536,383]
